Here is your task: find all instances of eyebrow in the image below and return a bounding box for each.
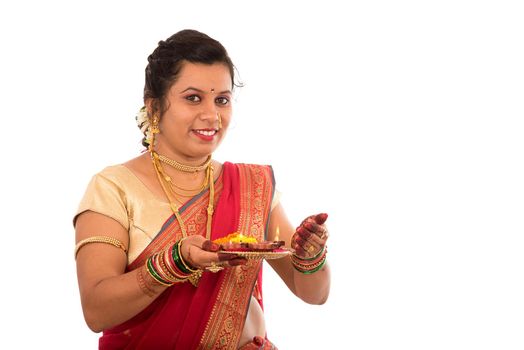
[180,87,232,95]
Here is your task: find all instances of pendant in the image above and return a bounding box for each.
[188,270,202,287]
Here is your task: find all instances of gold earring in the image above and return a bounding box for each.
[147,114,160,152]
[151,115,160,134]
[217,113,222,129]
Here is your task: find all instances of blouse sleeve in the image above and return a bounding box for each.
[73,172,129,230]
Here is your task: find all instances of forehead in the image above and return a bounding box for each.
[173,62,232,91]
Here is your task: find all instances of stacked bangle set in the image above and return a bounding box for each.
[146,238,199,286]
[292,246,327,274]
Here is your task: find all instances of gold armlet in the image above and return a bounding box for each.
[75,235,127,259]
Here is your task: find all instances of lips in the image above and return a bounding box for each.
[192,128,218,141]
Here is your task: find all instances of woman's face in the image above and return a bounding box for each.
[154,62,233,161]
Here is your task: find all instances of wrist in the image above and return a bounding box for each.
[292,247,327,274]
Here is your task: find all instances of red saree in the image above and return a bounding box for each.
[99,162,275,350]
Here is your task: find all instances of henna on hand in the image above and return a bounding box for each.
[292,212,329,258]
[202,240,220,252]
[314,213,328,225]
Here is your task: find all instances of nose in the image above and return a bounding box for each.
[199,99,218,121]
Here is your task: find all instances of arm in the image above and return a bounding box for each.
[266,204,331,305]
[75,211,240,332]
[75,211,168,332]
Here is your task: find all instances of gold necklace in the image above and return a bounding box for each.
[165,172,208,200]
[166,170,210,194]
[157,154,212,173]
[150,150,214,239]
[156,152,211,196]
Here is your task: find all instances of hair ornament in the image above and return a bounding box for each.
[136,106,152,145]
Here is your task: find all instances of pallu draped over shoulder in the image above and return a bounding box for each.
[75,162,275,349]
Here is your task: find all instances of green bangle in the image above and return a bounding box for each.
[172,241,192,274]
[293,252,327,274]
[293,257,326,274]
[147,257,172,286]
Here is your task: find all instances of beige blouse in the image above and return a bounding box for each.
[74,165,280,265]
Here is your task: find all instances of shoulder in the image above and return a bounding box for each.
[82,163,145,202]
[96,152,150,185]
[92,164,135,187]
[97,164,130,178]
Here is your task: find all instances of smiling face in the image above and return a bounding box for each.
[151,62,233,163]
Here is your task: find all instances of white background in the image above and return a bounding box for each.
[1,1,523,349]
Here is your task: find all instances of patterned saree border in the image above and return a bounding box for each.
[199,164,274,349]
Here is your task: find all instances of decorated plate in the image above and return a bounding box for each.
[219,249,292,260]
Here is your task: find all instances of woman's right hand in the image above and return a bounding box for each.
[179,235,247,271]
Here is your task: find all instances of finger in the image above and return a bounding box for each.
[186,246,222,268]
[293,241,320,257]
[303,222,327,237]
[202,240,220,252]
[208,256,247,270]
[294,245,306,256]
[218,252,241,261]
[296,227,311,240]
[295,237,320,253]
[304,232,326,246]
[295,236,307,246]
[297,225,328,246]
[314,213,328,225]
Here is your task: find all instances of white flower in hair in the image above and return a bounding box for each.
[135,106,151,144]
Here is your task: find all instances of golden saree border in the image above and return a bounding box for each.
[199,164,275,350]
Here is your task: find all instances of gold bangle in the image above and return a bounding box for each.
[74,236,127,259]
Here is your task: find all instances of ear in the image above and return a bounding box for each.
[144,98,154,117]
[145,98,162,117]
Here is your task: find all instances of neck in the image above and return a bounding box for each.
[152,146,211,170]
[150,150,212,176]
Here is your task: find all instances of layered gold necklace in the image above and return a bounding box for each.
[150,150,215,239]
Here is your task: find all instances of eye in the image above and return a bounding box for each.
[216,97,230,106]
[186,94,201,103]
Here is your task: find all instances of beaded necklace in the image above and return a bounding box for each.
[158,154,212,173]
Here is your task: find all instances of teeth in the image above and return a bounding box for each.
[195,130,216,136]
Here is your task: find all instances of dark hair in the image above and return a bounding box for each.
[144,29,239,116]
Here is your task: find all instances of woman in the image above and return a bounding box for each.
[74,29,330,349]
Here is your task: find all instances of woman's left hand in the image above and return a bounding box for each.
[291,213,329,258]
